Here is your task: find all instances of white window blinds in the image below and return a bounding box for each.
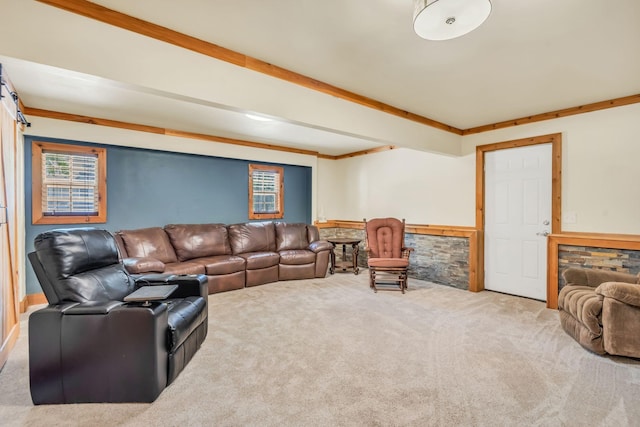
[252,169,280,213]
[41,151,99,216]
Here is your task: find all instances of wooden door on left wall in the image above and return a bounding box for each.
[0,67,21,371]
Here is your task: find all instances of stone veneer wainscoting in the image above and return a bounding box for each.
[319,227,470,290]
[558,245,640,290]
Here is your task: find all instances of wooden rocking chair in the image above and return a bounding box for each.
[363,218,413,293]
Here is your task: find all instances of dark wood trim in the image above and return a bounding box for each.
[315,219,480,292]
[35,0,461,135]
[476,133,562,303]
[462,94,640,135]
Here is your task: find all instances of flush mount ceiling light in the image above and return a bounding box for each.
[413,0,492,41]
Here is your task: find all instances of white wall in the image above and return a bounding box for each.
[319,148,476,226]
[316,158,344,222]
[462,103,640,234]
[26,102,640,235]
[319,103,640,234]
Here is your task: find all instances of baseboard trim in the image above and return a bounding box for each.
[0,323,20,370]
[20,293,47,313]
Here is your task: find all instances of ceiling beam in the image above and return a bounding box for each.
[23,107,322,157]
[35,0,463,135]
[30,1,640,141]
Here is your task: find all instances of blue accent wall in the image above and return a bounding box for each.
[24,136,312,294]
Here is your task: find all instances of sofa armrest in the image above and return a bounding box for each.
[596,282,640,308]
[168,274,208,299]
[308,240,333,253]
[135,274,207,299]
[123,257,165,274]
[29,302,169,404]
[64,300,126,315]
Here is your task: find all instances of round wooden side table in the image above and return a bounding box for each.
[327,237,361,275]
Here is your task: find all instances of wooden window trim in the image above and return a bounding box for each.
[248,164,284,220]
[32,141,107,224]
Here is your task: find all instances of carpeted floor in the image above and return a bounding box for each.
[1,272,640,426]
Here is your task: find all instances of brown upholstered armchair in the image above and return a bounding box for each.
[559,267,640,358]
[363,218,414,293]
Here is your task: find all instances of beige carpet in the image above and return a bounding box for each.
[1,273,640,426]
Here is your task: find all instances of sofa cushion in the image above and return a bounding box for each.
[279,249,315,265]
[162,261,205,275]
[194,255,246,275]
[122,257,165,274]
[164,223,231,261]
[229,222,276,254]
[368,258,409,268]
[276,223,309,251]
[239,252,280,270]
[117,227,178,264]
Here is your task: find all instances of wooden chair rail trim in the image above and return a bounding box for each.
[547,232,640,310]
[315,219,475,236]
[550,232,640,246]
[315,220,481,292]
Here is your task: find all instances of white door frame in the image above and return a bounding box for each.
[476,133,562,307]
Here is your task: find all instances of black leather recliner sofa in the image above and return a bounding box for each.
[28,228,208,404]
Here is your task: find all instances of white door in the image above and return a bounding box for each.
[484,144,552,301]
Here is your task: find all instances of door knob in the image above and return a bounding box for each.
[536,231,550,236]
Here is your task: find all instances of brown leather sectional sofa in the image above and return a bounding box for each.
[114,221,333,294]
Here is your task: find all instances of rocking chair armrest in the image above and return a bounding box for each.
[402,247,414,259]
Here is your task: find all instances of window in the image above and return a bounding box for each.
[248,164,284,220]
[32,141,107,224]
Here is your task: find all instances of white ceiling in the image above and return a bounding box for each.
[1,0,639,157]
